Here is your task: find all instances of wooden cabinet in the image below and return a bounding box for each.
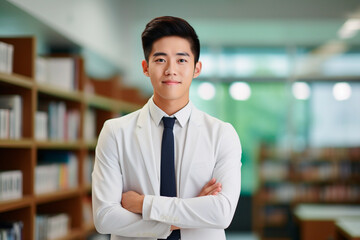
[0,37,141,239]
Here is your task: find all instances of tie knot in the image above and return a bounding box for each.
[162,117,175,129]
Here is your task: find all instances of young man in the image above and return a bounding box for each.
[92,16,242,240]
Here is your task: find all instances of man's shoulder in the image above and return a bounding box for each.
[193,107,235,133]
[194,107,229,126]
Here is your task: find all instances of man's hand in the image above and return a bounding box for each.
[121,191,144,214]
[197,178,222,197]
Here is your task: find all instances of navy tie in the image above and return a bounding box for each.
[160,117,180,240]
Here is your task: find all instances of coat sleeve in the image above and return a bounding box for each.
[92,120,172,238]
[142,123,242,229]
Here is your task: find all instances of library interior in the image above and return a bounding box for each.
[1,0,360,240]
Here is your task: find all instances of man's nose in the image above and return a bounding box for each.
[165,61,177,75]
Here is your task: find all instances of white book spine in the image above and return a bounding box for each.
[35,111,48,141]
[0,42,6,73]
[47,58,75,91]
[0,109,5,139]
[84,109,96,141]
[57,102,66,141]
[35,57,48,83]
[6,44,14,74]
[0,170,22,201]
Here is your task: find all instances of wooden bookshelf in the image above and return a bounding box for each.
[0,36,142,239]
[254,143,360,240]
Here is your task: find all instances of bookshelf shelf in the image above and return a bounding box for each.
[0,139,33,148]
[85,94,119,111]
[36,83,83,102]
[0,196,33,212]
[35,188,81,205]
[36,140,83,150]
[85,140,97,150]
[0,72,33,89]
[85,94,140,113]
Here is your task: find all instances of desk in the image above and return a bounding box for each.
[294,204,360,240]
[336,217,360,240]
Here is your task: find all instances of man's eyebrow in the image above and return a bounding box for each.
[176,52,190,57]
[153,52,167,57]
[152,52,190,57]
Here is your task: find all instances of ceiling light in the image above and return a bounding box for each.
[229,82,251,101]
[198,82,216,100]
[333,82,352,101]
[338,18,360,39]
[292,82,311,100]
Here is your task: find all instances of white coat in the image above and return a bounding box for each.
[92,101,242,240]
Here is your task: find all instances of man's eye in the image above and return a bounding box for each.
[178,59,187,63]
[155,59,165,63]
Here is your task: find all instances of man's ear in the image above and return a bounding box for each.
[142,60,150,77]
[193,61,202,78]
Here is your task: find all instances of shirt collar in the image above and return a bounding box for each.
[149,96,192,128]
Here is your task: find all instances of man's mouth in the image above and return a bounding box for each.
[162,80,181,85]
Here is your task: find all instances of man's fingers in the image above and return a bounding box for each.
[201,178,216,191]
[208,185,222,195]
[198,179,222,197]
[204,183,221,194]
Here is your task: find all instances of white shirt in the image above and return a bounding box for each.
[148,96,192,195]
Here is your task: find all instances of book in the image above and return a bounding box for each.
[0,95,22,139]
[46,101,79,141]
[0,170,22,201]
[35,111,48,141]
[35,57,48,83]
[35,214,69,240]
[0,41,13,74]
[0,109,10,139]
[84,108,96,142]
[0,221,23,240]
[35,57,77,91]
[35,151,78,194]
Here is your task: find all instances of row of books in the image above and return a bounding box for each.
[261,159,360,182]
[262,183,360,202]
[0,221,23,240]
[0,41,13,74]
[35,213,69,240]
[36,56,79,91]
[295,160,360,181]
[260,160,289,181]
[36,101,80,141]
[0,170,22,202]
[0,95,22,139]
[35,151,78,194]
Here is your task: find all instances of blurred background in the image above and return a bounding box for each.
[1,0,360,239]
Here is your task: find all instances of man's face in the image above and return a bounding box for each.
[142,36,201,107]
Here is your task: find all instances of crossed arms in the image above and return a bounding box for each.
[121,178,222,231]
[92,120,241,238]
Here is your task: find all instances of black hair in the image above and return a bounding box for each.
[141,16,200,63]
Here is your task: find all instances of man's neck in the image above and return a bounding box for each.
[153,96,189,116]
